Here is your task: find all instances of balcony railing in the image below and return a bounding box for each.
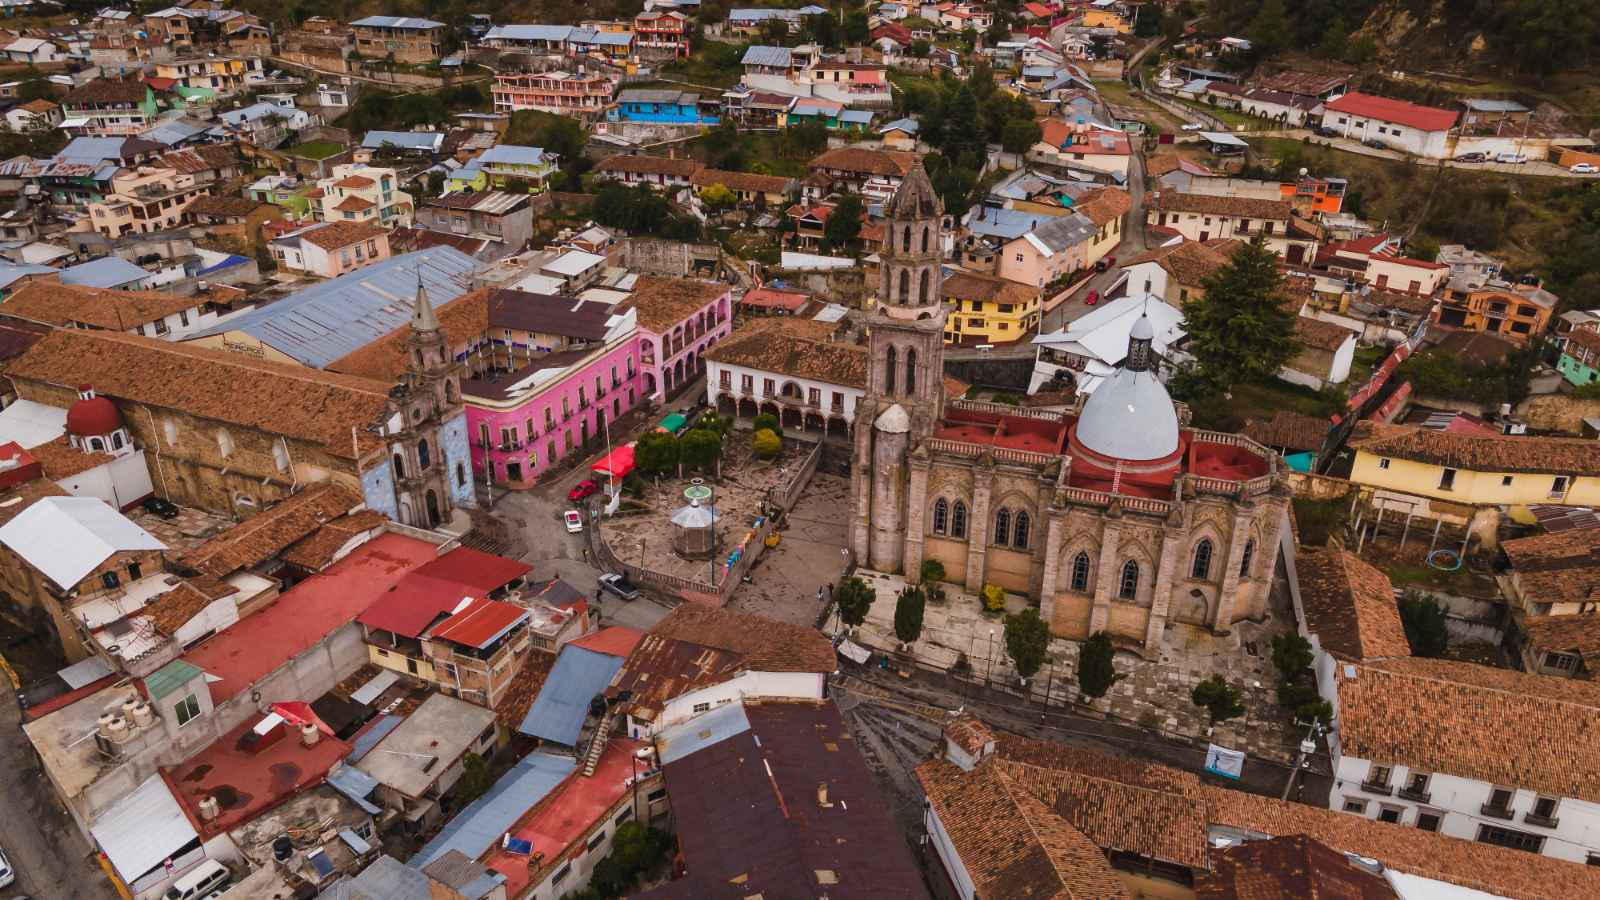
[1398,785,1431,804]
[1480,802,1514,821]
[1360,780,1394,797]
[1523,811,1560,829]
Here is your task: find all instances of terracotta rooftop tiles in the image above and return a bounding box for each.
[1196,834,1398,899]
[809,146,919,177]
[622,275,726,334]
[4,281,202,331]
[1073,187,1132,228]
[1242,409,1328,452]
[595,154,702,178]
[279,509,388,571]
[1120,239,1231,288]
[687,168,793,195]
[0,477,67,526]
[1522,613,1600,670]
[326,287,491,381]
[1336,657,1600,804]
[177,484,365,578]
[944,713,995,756]
[1349,422,1600,476]
[1295,316,1356,352]
[704,318,867,388]
[299,220,387,251]
[184,195,271,218]
[27,434,114,481]
[608,633,742,722]
[1294,547,1410,662]
[493,649,553,728]
[942,270,1038,306]
[146,579,236,636]
[1149,191,1292,222]
[6,330,395,460]
[647,604,835,674]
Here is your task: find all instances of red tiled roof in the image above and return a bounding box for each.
[357,573,478,639]
[412,547,531,593]
[333,195,374,213]
[1324,92,1457,132]
[428,597,527,649]
[567,625,644,657]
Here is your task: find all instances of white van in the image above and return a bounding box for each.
[165,861,231,900]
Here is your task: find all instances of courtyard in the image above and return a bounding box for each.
[844,569,1306,764]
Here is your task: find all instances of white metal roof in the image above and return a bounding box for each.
[541,250,607,277]
[0,397,66,448]
[90,774,199,883]
[0,497,166,590]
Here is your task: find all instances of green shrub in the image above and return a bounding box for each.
[752,428,781,459]
[752,412,782,435]
[981,583,1005,612]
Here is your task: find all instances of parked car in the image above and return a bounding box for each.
[0,845,14,888]
[1181,122,1204,131]
[1571,163,1599,174]
[564,510,584,534]
[142,496,180,519]
[1495,152,1527,164]
[568,479,599,503]
[1454,152,1488,163]
[599,573,640,601]
[1084,290,1099,306]
[1314,125,1340,138]
[1361,138,1388,150]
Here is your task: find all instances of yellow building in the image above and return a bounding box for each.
[1348,424,1600,508]
[153,56,259,97]
[941,270,1040,345]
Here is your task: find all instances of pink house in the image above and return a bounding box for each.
[624,275,733,403]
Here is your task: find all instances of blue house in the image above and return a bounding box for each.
[607,88,719,125]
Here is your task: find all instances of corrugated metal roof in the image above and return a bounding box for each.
[183,247,479,368]
[58,256,146,289]
[484,24,574,42]
[741,45,792,67]
[476,144,548,167]
[351,15,444,28]
[361,130,444,152]
[57,654,113,689]
[0,497,166,590]
[144,658,202,701]
[409,751,576,868]
[656,700,750,764]
[89,774,199,882]
[327,763,382,814]
[324,855,436,900]
[347,713,403,762]
[517,645,624,744]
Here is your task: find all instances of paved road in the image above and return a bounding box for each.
[0,685,117,900]
[1234,128,1597,179]
[1040,151,1150,335]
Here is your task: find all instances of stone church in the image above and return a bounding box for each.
[850,165,1293,653]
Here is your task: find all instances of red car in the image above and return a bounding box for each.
[1084,290,1099,306]
[568,479,599,503]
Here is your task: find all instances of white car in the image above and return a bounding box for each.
[0,846,13,888]
[1572,163,1599,174]
[1495,152,1527,164]
[1181,122,1204,131]
[564,510,584,533]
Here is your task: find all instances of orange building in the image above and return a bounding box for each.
[1434,279,1559,343]
[1279,176,1348,216]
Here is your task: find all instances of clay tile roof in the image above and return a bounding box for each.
[1348,422,1600,476]
[184,194,272,218]
[300,220,387,251]
[1365,287,1436,316]
[1073,187,1131,228]
[646,604,835,673]
[494,649,554,728]
[1523,614,1600,669]
[1150,191,1292,221]
[196,142,242,170]
[1336,657,1600,804]
[809,146,919,177]
[327,287,491,381]
[178,483,365,578]
[280,508,388,571]
[595,154,703,178]
[688,167,794,195]
[1196,834,1399,899]
[1294,547,1410,662]
[19,98,55,113]
[1295,316,1356,352]
[3,281,199,331]
[1242,409,1327,452]
[27,433,114,480]
[622,275,726,333]
[333,194,375,213]
[1120,239,1230,287]
[1502,529,1600,608]
[941,270,1038,306]
[703,317,867,388]
[63,77,146,106]
[146,578,239,636]
[945,713,995,756]
[4,329,394,460]
[914,757,1132,900]
[333,173,376,188]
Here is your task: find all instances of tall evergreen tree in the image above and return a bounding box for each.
[1179,235,1297,392]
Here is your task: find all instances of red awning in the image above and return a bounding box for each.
[592,444,635,479]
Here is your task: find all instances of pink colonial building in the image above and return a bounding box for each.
[623,275,733,403]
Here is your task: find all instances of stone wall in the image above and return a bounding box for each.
[1518,393,1600,435]
[616,237,724,277]
[769,266,868,306]
[943,356,1034,391]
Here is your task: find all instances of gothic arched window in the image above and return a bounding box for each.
[1119,560,1139,600]
[418,439,432,471]
[994,509,1011,547]
[1240,539,1256,578]
[951,501,968,539]
[905,347,917,395]
[901,225,911,252]
[919,268,930,305]
[885,345,898,395]
[393,453,405,478]
[1192,538,1214,580]
[1013,511,1030,550]
[897,269,909,303]
[1071,552,1091,592]
[922,226,931,253]
[932,498,948,535]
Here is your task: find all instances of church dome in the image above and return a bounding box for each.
[1075,368,1179,462]
[66,385,122,437]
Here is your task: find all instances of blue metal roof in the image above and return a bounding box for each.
[966,206,1046,241]
[184,247,480,369]
[517,645,624,744]
[484,24,574,41]
[348,713,403,762]
[878,117,919,135]
[741,45,792,67]
[476,144,549,167]
[326,763,382,814]
[656,701,750,765]
[571,28,633,46]
[197,253,249,276]
[351,15,444,28]
[219,101,284,125]
[362,130,444,152]
[140,118,207,147]
[839,109,874,125]
[0,262,56,291]
[59,256,146,289]
[409,751,576,868]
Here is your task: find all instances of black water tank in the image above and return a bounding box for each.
[273,835,293,862]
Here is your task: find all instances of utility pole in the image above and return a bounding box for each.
[1282,719,1326,801]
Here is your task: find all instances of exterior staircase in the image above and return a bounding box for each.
[581,710,615,777]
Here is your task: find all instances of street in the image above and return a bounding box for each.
[0,683,117,900]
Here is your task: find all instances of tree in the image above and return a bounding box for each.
[752,411,782,436]
[758,18,790,45]
[426,169,445,196]
[1178,236,1297,394]
[1399,592,1449,657]
[635,431,679,476]
[980,583,1006,612]
[1077,631,1121,700]
[1270,633,1314,681]
[941,84,983,168]
[910,38,930,58]
[454,752,493,806]
[698,182,738,214]
[1316,14,1347,59]
[1000,117,1042,155]
[1134,3,1159,37]
[843,10,870,44]
[679,427,722,471]
[894,585,925,646]
[1003,608,1049,680]
[1191,675,1246,724]
[822,193,864,251]
[836,576,876,630]
[752,427,782,459]
[1246,0,1289,57]
[919,558,946,583]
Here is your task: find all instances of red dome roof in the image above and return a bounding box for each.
[66,386,122,437]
